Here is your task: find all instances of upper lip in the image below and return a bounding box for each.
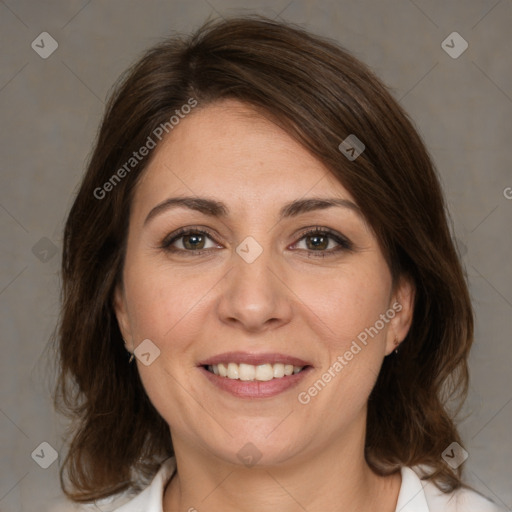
[198,351,312,367]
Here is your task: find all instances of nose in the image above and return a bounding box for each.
[216,240,293,333]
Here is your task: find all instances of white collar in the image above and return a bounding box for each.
[109,459,432,512]
[111,458,176,512]
[395,466,430,511]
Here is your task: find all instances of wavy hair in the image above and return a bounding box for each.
[53,16,473,502]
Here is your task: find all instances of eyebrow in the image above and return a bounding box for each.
[143,196,362,226]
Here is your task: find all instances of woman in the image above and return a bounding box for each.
[54,16,504,512]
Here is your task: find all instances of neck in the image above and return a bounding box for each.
[163,421,401,512]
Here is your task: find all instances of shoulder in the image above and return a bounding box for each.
[110,457,176,512]
[399,466,507,512]
[54,461,507,512]
[422,479,507,512]
[61,457,177,512]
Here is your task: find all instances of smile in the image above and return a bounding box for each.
[206,362,305,381]
[198,352,313,399]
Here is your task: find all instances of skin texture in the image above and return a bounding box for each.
[114,99,415,512]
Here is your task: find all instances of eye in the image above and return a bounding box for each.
[160,227,221,254]
[291,227,353,257]
[159,226,353,258]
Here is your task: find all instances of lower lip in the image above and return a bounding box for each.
[199,366,313,399]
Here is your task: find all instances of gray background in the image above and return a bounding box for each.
[0,0,511,510]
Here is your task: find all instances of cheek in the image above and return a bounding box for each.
[123,256,210,342]
[122,262,210,432]
[291,259,392,410]
[292,260,392,347]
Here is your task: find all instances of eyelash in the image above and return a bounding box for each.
[159,226,353,258]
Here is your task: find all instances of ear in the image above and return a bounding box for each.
[384,274,415,355]
[113,283,133,348]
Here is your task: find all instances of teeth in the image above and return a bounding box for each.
[227,363,239,379]
[239,363,255,381]
[218,363,228,377]
[208,362,304,381]
[273,363,285,378]
[255,364,274,381]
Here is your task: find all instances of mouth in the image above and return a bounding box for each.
[204,362,307,381]
[198,352,313,398]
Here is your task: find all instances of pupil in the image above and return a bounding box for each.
[308,235,327,250]
[184,234,204,250]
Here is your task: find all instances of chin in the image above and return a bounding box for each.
[201,427,307,469]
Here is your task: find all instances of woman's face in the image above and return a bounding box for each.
[115,99,414,466]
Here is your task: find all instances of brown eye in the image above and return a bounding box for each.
[161,228,220,255]
[305,234,330,251]
[181,233,207,250]
[291,227,353,257]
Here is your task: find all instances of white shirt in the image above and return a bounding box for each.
[77,457,505,512]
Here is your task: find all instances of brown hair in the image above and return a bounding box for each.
[53,15,473,502]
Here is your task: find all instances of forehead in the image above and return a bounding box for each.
[132,99,355,216]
